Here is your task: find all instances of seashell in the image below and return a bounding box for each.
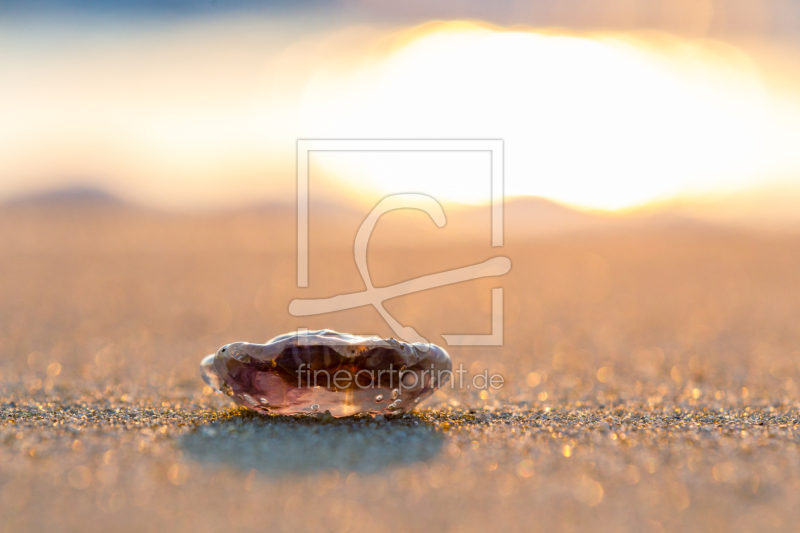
[201,329,452,417]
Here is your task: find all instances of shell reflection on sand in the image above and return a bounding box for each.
[201,330,452,417]
[181,418,445,475]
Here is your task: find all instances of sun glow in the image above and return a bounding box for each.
[3,19,800,213]
[301,22,798,210]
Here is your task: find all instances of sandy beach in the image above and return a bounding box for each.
[2,203,799,532]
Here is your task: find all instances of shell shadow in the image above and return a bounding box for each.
[180,412,445,475]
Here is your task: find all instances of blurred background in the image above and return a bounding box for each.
[3,2,800,532]
[3,0,800,218]
[3,0,800,396]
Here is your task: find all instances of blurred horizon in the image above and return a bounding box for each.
[7,183,800,236]
[3,0,800,221]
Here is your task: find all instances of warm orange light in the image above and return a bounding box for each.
[2,19,800,214]
[302,22,800,210]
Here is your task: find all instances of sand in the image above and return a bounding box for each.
[1,203,800,532]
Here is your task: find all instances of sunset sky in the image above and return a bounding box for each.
[2,0,800,219]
